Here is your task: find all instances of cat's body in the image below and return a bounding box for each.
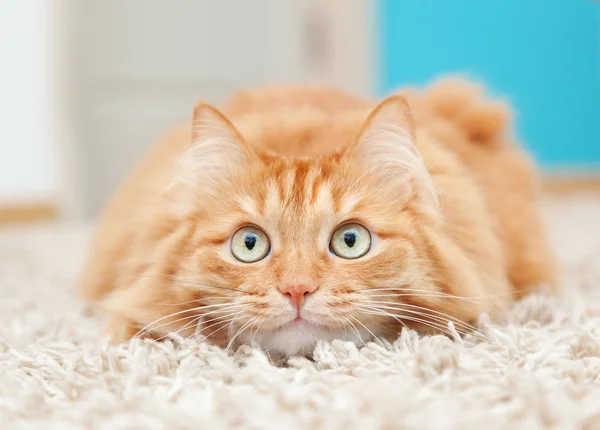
[81,79,556,357]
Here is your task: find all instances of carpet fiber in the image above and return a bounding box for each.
[1,195,600,429]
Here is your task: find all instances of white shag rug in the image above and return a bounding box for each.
[2,194,600,430]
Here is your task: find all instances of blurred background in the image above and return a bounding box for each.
[0,0,598,223]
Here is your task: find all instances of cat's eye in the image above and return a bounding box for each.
[231,226,270,263]
[330,223,371,259]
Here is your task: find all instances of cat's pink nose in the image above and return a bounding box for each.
[279,283,317,309]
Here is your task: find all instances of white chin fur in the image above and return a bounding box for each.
[239,321,371,357]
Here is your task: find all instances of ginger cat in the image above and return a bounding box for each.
[81,78,556,357]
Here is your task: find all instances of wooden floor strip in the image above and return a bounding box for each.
[542,176,600,194]
[0,203,57,224]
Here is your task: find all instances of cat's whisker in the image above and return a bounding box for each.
[191,320,231,345]
[326,315,348,339]
[175,327,205,353]
[358,305,471,334]
[160,296,237,307]
[135,302,247,339]
[396,315,409,332]
[348,314,383,346]
[155,316,202,342]
[355,287,519,303]
[358,306,461,339]
[251,322,259,346]
[394,315,463,338]
[202,309,252,325]
[355,302,462,333]
[193,308,251,336]
[356,302,479,337]
[194,302,251,311]
[200,307,250,345]
[335,315,349,339]
[251,317,267,346]
[135,305,241,339]
[249,319,274,362]
[134,308,202,339]
[157,313,214,345]
[173,309,251,354]
[196,311,250,337]
[341,316,366,347]
[354,299,481,334]
[356,292,485,305]
[357,304,488,342]
[142,314,202,340]
[357,290,481,301]
[155,308,247,342]
[354,287,486,304]
[225,317,258,353]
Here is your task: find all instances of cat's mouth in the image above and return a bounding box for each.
[276,313,326,332]
[238,316,372,357]
[289,316,316,326]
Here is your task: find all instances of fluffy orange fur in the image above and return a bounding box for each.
[81,78,556,357]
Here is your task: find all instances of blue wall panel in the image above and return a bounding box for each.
[377,0,600,170]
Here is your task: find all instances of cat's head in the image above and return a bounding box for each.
[114,96,485,357]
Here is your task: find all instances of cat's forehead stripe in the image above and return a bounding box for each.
[313,182,334,213]
[255,163,353,221]
[338,192,360,216]
[235,194,259,217]
[264,180,280,217]
[281,164,334,210]
[291,163,311,208]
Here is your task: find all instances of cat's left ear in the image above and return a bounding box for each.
[348,96,438,213]
[165,102,255,216]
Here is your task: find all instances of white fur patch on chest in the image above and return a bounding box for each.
[240,321,370,357]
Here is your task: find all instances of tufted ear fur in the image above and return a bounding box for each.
[350,96,439,214]
[166,103,254,216]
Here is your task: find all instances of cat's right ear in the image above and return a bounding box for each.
[345,96,439,217]
[165,103,254,216]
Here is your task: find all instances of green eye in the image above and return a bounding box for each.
[231,226,270,263]
[330,223,371,259]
